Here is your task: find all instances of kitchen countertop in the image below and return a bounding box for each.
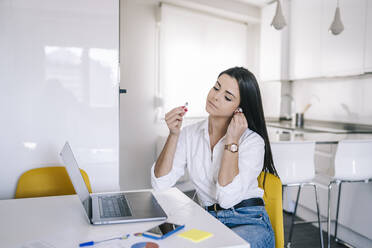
[266,119,372,144]
[267,130,372,144]
[266,119,372,134]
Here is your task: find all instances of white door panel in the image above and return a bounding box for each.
[0,0,119,199]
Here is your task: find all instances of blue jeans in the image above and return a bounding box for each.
[207,205,275,248]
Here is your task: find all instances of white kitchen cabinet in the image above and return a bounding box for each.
[365,0,372,72]
[289,0,322,80]
[321,0,366,76]
[259,1,289,81]
[289,0,369,79]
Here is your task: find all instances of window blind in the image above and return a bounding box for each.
[159,3,249,117]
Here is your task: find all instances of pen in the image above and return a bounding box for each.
[79,234,130,247]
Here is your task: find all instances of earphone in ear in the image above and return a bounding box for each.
[234,107,243,114]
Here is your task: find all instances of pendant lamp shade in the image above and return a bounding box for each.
[329,6,344,35]
[271,0,286,30]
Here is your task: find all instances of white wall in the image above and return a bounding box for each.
[292,75,372,125]
[119,0,261,190]
[259,81,282,119]
[0,0,120,199]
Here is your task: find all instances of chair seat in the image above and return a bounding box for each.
[334,140,372,182]
[271,141,316,186]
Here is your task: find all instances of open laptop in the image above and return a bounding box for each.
[59,142,167,225]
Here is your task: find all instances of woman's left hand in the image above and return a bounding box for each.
[226,111,248,143]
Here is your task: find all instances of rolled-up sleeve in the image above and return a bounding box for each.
[216,133,265,209]
[151,128,188,191]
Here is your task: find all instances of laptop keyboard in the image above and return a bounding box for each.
[99,195,132,218]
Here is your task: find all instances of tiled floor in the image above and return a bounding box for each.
[283,211,346,248]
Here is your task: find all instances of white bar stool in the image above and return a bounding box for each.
[327,140,372,248]
[271,141,324,248]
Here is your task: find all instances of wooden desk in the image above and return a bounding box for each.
[0,188,249,248]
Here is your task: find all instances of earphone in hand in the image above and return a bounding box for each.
[182,102,188,112]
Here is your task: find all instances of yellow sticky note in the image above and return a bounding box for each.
[178,228,213,243]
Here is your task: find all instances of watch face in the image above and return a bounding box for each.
[231,144,238,152]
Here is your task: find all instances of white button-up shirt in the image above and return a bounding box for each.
[151,119,264,209]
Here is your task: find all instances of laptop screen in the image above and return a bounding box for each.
[60,142,91,218]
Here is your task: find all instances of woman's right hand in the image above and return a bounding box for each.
[165,106,188,136]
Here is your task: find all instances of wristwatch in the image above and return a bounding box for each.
[225,143,239,153]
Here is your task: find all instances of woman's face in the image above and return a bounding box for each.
[206,73,241,117]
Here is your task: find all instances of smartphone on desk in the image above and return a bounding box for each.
[142,222,185,240]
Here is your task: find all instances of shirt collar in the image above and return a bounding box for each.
[200,118,227,143]
[200,118,209,141]
[200,118,209,132]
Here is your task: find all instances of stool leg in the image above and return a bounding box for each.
[313,184,324,248]
[327,182,334,248]
[287,185,301,248]
[334,181,342,242]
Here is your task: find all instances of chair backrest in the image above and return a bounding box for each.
[270,141,316,184]
[15,166,92,198]
[334,139,372,180]
[258,172,284,248]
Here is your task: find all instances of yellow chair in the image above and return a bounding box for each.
[15,166,92,198]
[258,171,284,248]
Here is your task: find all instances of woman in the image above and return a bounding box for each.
[151,67,277,248]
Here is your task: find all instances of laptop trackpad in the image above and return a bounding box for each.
[125,192,165,218]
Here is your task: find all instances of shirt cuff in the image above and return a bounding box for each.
[151,163,175,191]
[216,174,243,209]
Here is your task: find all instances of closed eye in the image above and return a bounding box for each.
[213,81,221,91]
[225,96,232,101]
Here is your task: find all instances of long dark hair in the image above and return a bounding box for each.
[219,67,278,177]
